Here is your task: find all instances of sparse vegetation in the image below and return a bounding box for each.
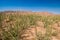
[0,11,60,40]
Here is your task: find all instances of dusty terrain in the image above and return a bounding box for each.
[0,11,60,40]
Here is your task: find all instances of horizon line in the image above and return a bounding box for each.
[0,10,60,14]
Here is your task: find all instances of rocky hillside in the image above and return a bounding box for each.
[0,11,60,40]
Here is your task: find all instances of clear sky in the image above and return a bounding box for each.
[0,0,60,14]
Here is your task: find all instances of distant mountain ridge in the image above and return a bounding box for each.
[0,11,60,16]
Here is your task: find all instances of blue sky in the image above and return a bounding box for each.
[0,0,60,14]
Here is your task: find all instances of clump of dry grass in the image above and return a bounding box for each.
[0,11,60,40]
